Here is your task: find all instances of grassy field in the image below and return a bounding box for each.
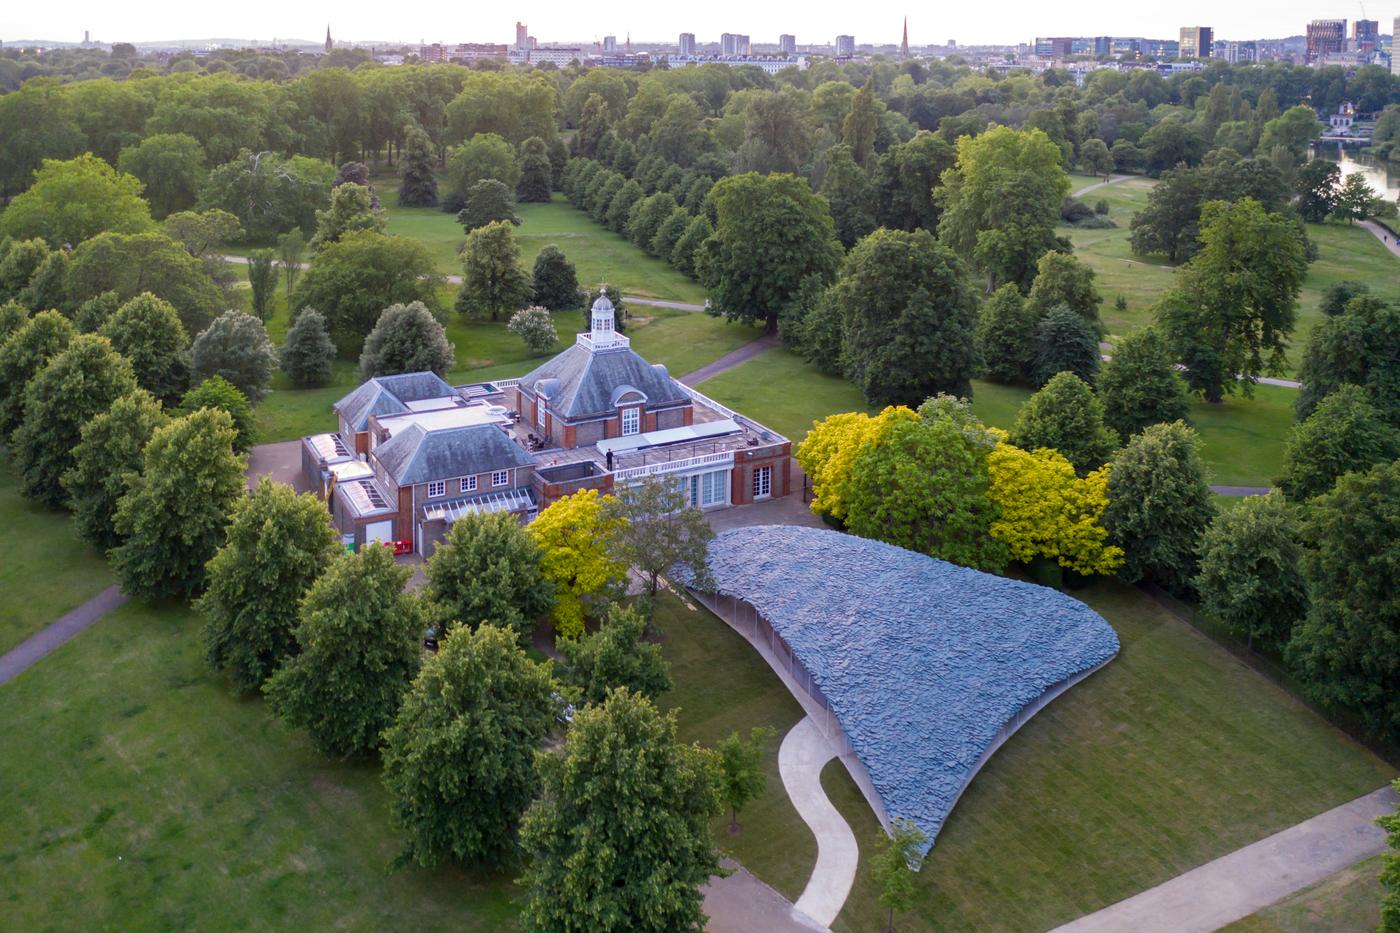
[822,579,1396,933]
[1221,853,1386,932]
[0,455,113,655]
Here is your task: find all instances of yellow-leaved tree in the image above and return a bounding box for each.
[527,488,628,638]
[796,406,917,522]
[986,439,1124,576]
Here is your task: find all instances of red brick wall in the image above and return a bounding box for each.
[395,486,414,545]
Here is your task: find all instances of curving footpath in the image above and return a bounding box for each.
[780,715,860,929]
[0,585,128,685]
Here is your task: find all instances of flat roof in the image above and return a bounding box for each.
[378,404,510,435]
[595,418,742,455]
[404,396,462,413]
[329,459,374,482]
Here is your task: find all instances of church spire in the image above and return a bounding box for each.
[901,16,909,59]
[325,25,333,53]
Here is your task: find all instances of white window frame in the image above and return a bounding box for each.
[491,470,510,487]
[427,480,445,498]
[620,406,640,436]
[460,476,477,493]
[752,466,772,500]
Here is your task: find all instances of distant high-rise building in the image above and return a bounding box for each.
[1093,35,1113,56]
[325,25,333,53]
[1179,26,1213,59]
[780,34,797,55]
[1034,37,1074,59]
[679,32,696,56]
[1307,19,1346,62]
[835,34,856,57]
[1394,18,1400,73]
[719,32,750,55]
[1353,19,1379,50]
[900,17,909,59]
[602,35,617,53]
[515,21,530,51]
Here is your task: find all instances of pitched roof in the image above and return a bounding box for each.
[518,343,688,420]
[333,372,455,432]
[374,421,533,487]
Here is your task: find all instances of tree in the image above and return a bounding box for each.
[280,308,336,387]
[835,228,981,407]
[1294,159,1341,223]
[161,209,244,262]
[62,389,167,550]
[1033,305,1101,387]
[190,310,277,404]
[310,182,386,250]
[1258,106,1324,166]
[99,293,190,405]
[843,79,880,167]
[198,149,335,243]
[797,408,917,524]
[1097,327,1191,440]
[517,137,554,203]
[1276,386,1398,501]
[821,144,877,249]
[1140,119,1207,174]
[73,291,121,334]
[0,154,153,247]
[1103,421,1215,596]
[518,689,722,933]
[444,133,520,213]
[0,238,50,302]
[1382,781,1400,932]
[1080,138,1113,177]
[277,228,305,298]
[1295,295,1400,426]
[575,93,613,160]
[1128,165,1208,263]
[1009,372,1119,475]
[527,489,628,639]
[671,213,713,278]
[507,306,558,357]
[14,334,137,508]
[936,126,1072,290]
[1195,492,1306,653]
[291,231,441,354]
[531,246,581,311]
[697,172,843,333]
[846,416,1008,572]
[199,478,339,692]
[357,301,455,380]
[558,602,672,706]
[0,310,75,440]
[977,285,1037,385]
[382,622,558,866]
[111,408,246,601]
[1319,280,1370,317]
[626,192,678,255]
[1025,251,1103,331]
[1332,172,1382,224]
[1286,460,1400,743]
[456,221,532,322]
[604,179,644,234]
[0,301,28,344]
[876,132,955,232]
[715,726,776,834]
[67,232,224,336]
[424,511,554,639]
[456,179,519,232]
[650,209,691,264]
[871,819,927,933]
[397,126,439,209]
[265,544,423,758]
[603,475,714,602]
[181,376,256,452]
[1156,198,1309,402]
[240,249,274,322]
[117,133,207,219]
[22,250,69,314]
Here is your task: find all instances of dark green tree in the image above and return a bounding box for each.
[1195,492,1307,652]
[531,246,582,311]
[715,726,776,834]
[1008,371,1119,475]
[842,79,880,167]
[558,603,672,706]
[424,512,554,638]
[455,221,532,321]
[62,389,167,551]
[976,285,1037,385]
[602,475,714,601]
[670,214,713,278]
[1129,165,1208,263]
[457,179,520,232]
[247,250,276,321]
[626,192,678,255]
[650,208,691,264]
[73,291,121,333]
[67,231,224,336]
[1294,159,1341,222]
[280,308,337,387]
[309,183,387,251]
[604,179,644,234]
[22,249,69,314]
[0,309,75,439]
[190,310,277,404]
[1276,386,1398,501]
[1319,280,1369,317]
[0,238,49,303]
[357,301,455,380]
[0,300,28,344]
[99,293,190,405]
[181,376,256,452]
[821,144,877,250]
[1033,305,1100,387]
[397,126,439,209]
[1097,327,1191,441]
[1025,251,1103,331]
[1295,295,1400,426]
[116,132,207,219]
[517,136,554,203]
[876,131,954,231]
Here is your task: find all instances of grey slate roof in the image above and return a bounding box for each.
[334,372,455,432]
[374,422,534,487]
[685,525,1120,855]
[518,343,688,419]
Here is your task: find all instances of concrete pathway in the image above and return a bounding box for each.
[703,859,828,932]
[0,585,129,685]
[1052,784,1400,933]
[681,334,779,386]
[781,716,860,929]
[1072,174,1131,198]
[1360,219,1400,260]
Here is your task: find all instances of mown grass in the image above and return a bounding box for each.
[824,579,1395,933]
[1220,852,1386,933]
[0,454,113,654]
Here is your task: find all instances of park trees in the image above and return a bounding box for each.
[457,180,519,233]
[1287,460,1400,743]
[1276,386,1398,501]
[697,172,843,334]
[936,125,1071,291]
[797,407,918,524]
[1295,295,1400,426]
[1103,421,1215,596]
[444,133,521,213]
[1195,492,1307,653]
[266,544,423,757]
[876,131,954,232]
[118,133,207,219]
[976,285,1037,385]
[0,238,50,302]
[198,149,335,243]
[309,182,386,250]
[1009,372,1119,475]
[871,819,928,933]
[671,214,713,278]
[111,408,246,601]
[1096,327,1191,441]
[1332,172,1384,224]
[517,136,554,203]
[424,512,554,639]
[834,228,981,407]
[190,310,277,404]
[651,208,691,263]
[0,309,74,439]
[21,249,69,315]
[1156,198,1308,402]
[1294,159,1341,222]
[247,250,276,321]
[14,334,137,508]
[1258,106,1324,165]
[507,306,558,356]
[279,308,336,387]
[518,689,722,933]
[357,301,455,380]
[1129,165,1208,263]
[456,221,532,322]
[67,232,224,335]
[821,144,877,249]
[558,603,672,706]
[1025,251,1103,331]
[0,301,28,343]
[527,489,628,639]
[531,246,581,311]
[444,71,557,148]
[199,478,339,692]
[62,389,167,550]
[626,192,679,255]
[603,475,714,601]
[0,154,153,247]
[277,228,306,298]
[604,179,644,234]
[99,293,190,405]
[397,126,439,209]
[1032,305,1101,387]
[181,376,256,452]
[843,79,880,167]
[716,726,776,834]
[382,623,558,866]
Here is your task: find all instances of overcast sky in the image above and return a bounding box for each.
[1,2,1384,47]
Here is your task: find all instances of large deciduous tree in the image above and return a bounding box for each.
[62,389,168,550]
[67,232,224,336]
[0,154,154,247]
[976,285,1038,385]
[98,293,190,405]
[198,149,335,243]
[1009,371,1119,475]
[558,602,672,706]
[455,221,533,322]
[1276,385,1398,501]
[531,245,582,311]
[1295,295,1400,426]
[1195,492,1307,653]
[397,126,439,209]
[1097,327,1191,441]
[181,376,256,452]
[457,179,520,233]
[117,132,207,219]
[190,310,278,404]
[443,133,521,213]
[309,182,386,250]
[527,489,628,639]
[357,301,455,380]
[603,474,715,602]
[424,512,554,639]
[0,309,74,440]
[1025,251,1103,331]
[820,144,877,249]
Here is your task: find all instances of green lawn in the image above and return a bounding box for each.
[1221,853,1386,933]
[823,580,1395,933]
[0,455,113,654]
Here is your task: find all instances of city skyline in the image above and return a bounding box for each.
[2,1,1393,47]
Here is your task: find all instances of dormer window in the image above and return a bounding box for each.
[621,407,640,436]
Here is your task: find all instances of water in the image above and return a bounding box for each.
[1313,145,1400,202]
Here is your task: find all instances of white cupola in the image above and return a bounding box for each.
[578,287,630,351]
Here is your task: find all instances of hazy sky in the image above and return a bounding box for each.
[1,1,1383,47]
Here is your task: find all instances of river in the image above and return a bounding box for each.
[1312,145,1400,202]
